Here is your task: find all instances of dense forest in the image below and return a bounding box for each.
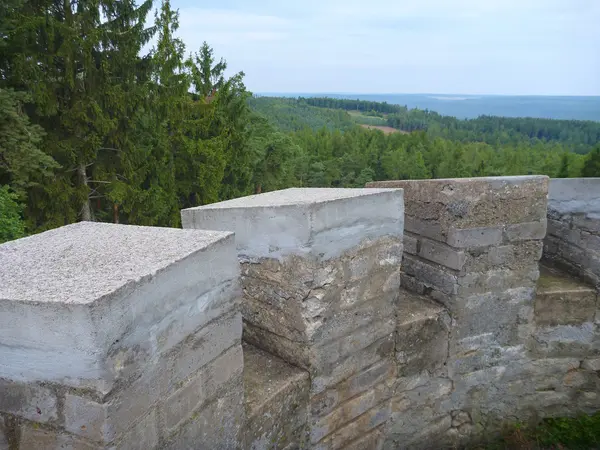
[1,0,599,243]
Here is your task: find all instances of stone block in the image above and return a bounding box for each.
[463,241,543,273]
[163,378,244,450]
[447,226,504,249]
[404,216,444,242]
[547,178,600,216]
[582,357,600,371]
[163,344,243,432]
[535,265,597,326]
[310,359,395,419]
[312,401,391,450]
[531,322,597,358]
[243,344,309,450]
[456,267,539,297]
[0,222,239,395]
[368,176,549,232]
[182,187,404,261]
[111,409,158,450]
[312,333,395,395]
[404,233,418,255]
[450,287,535,344]
[402,254,457,296]
[343,426,385,450]
[418,237,466,270]
[396,292,450,376]
[311,382,392,444]
[504,220,547,242]
[19,424,100,450]
[65,321,242,443]
[0,380,57,424]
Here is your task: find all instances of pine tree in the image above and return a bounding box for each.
[581,146,600,177]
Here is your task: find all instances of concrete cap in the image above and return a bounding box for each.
[548,178,600,214]
[367,175,548,189]
[184,187,400,209]
[181,188,404,260]
[0,222,232,305]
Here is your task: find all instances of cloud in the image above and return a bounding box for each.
[169,0,600,95]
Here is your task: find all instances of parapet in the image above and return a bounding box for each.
[544,178,600,287]
[1,177,599,450]
[0,222,242,449]
[181,187,403,260]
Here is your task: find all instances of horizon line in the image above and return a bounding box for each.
[254,92,600,98]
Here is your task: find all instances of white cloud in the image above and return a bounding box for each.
[169,0,600,95]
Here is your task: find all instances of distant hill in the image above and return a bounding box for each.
[249,96,600,154]
[258,93,600,122]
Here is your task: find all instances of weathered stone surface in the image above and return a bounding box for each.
[582,357,600,371]
[450,287,536,345]
[387,375,453,448]
[111,409,158,450]
[531,322,597,358]
[163,344,243,432]
[447,226,504,249]
[19,424,100,450]
[368,176,549,233]
[404,233,418,255]
[182,187,404,261]
[243,344,309,450]
[535,265,597,326]
[504,220,547,242]
[163,378,244,450]
[544,178,600,287]
[547,178,600,216]
[64,312,242,443]
[463,241,543,273]
[312,401,391,450]
[310,359,395,419]
[0,222,239,394]
[418,237,466,270]
[311,382,392,444]
[396,291,450,376]
[0,381,57,424]
[311,333,395,395]
[402,254,457,296]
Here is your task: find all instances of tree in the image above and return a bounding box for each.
[581,146,600,177]
[0,88,58,198]
[0,186,25,243]
[557,153,570,178]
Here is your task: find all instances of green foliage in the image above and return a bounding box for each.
[0,88,58,198]
[248,97,356,132]
[1,2,597,237]
[477,412,600,449]
[286,97,600,154]
[581,145,600,177]
[0,185,25,243]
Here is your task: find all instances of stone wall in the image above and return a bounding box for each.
[2,179,599,450]
[543,178,600,288]
[182,188,404,450]
[367,176,600,449]
[0,223,243,450]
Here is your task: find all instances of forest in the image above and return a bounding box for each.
[1,0,599,243]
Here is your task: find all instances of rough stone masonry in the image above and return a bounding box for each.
[0,222,243,450]
[2,179,599,450]
[182,188,405,450]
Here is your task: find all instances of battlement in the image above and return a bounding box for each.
[1,178,599,449]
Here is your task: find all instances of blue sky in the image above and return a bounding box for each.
[169,0,600,95]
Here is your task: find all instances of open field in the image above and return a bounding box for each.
[359,124,407,134]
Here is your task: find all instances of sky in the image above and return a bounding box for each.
[167,0,600,96]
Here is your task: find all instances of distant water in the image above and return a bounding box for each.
[261,93,600,121]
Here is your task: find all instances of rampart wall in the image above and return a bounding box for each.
[1,177,598,450]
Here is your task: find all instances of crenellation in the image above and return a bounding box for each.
[1,178,599,449]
